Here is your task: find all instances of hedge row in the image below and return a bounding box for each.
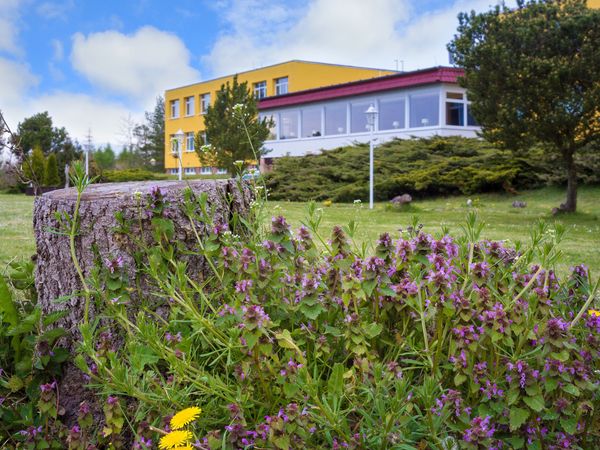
[264,137,600,202]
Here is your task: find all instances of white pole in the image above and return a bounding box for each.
[85,148,89,177]
[369,125,374,210]
[178,137,182,181]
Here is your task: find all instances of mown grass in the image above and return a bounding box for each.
[1,186,599,275]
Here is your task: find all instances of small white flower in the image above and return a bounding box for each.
[200,144,213,153]
[353,199,361,204]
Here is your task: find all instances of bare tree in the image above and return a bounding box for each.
[0,110,42,194]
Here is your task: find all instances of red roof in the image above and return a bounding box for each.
[258,66,464,110]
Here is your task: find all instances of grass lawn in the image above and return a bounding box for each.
[1,186,599,275]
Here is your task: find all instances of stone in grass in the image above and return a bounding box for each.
[512,201,527,208]
[390,194,412,206]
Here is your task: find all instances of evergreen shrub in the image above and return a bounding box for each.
[265,137,600,202]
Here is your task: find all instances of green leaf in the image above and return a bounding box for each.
[454,373,467,386]
[130,345,160,372]
[509,407,530,431]
[560,416,577,435]
[562,384,580,397]
[523,394,545,412]
[544,378,558,393]
[0,275,18,326]
[505,437,525,449]
[327,363,344,399]
[364,322,383,339]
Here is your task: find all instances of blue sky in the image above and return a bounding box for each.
[0,0,502,148]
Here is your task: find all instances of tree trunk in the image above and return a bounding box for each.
[561,150,577,212]
[33,179,253,424]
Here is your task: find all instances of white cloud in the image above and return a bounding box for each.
[36,0,75,21]
[203,0,506,76]
[70,26,200,102]
[0,57,38,108]
[29,92,140,146]
[0,0,24,56]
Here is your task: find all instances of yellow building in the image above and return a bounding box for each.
[164,60,395,174]
[589,0,600,8]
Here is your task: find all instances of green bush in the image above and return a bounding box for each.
[265,137,600,202]
[100,168,168,183]
[43,153,61,187]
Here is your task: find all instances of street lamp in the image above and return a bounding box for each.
[365,104,378,210]
[174,129,184,181]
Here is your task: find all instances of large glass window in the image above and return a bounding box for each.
[446,102,465,126]
[254,81,267,99]
[325,103,347,135]
[260,113,278,140]
[467,105,479,126]
[351,102,372,133]
[379,97,405,130]
[275,77,288,95]
[280,111,299,139]
[184,96,194,116]
[302,108,322,137]
[409,93,439,127]
[170,100,180,118]
[200,93,210,114]
[186,132,195,152]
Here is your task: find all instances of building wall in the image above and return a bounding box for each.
[260,83,480,157]
[164,61,396,170]
[589,0,600,8]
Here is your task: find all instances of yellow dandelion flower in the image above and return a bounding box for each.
[589,310,600,317]
[170,406,202,430]
[159,430,192,449]
[171,447,194,450]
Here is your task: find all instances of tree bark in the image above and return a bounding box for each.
[561,150,577,212]
[33,179,253,424]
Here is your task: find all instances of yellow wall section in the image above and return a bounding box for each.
[589,0,600,7]
[164,61,395,169]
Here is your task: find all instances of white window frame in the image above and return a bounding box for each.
[185,132,195,152]
[184,167,196,175]
[169,168,178,175]
[184,96,194,116]
[200,93,210,114]
[275,77,288,95]
[170,134,179,153]
[200,167,212,175]
[170,99,180,118]
[216,168,227,175]
[254,81,267,99]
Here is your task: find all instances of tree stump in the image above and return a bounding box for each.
[33,179,253,423]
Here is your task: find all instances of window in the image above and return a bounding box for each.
[446,102,464,126]
[200,132,208,145]
[200,93,210,114]
[184,167,196,175]
[217,168,227,174]
[379,97,406,130]
[170,100,180,118]
[279,111,298,139]
[409,93,439,127]
[184,96,194,116]
[200,167,212,175]
[169,168,178,175]
[254,81,267,99]
[260,113,277,140]
[325,103,347,135]
[351,102,372,133]
[302,108,322,137]
[467,105,479,126]
[186,132,195,152]
[275,77,288,95]
[170,134,179,153]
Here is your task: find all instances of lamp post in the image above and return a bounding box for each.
[174,129,184,181]
[365,104,378,210]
